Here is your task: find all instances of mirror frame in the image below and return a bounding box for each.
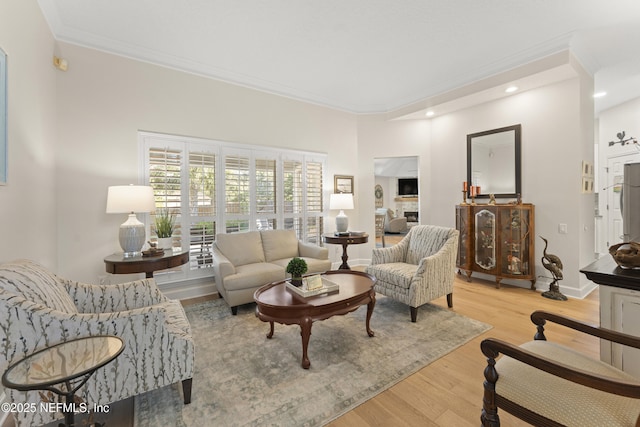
[467,124,521,199]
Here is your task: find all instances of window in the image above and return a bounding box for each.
[141,132,327,283]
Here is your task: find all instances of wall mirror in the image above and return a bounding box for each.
[467,124,521,198]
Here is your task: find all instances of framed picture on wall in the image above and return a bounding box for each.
[0,47,6,185]
[334,175,353,194]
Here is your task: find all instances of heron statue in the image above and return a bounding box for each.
[540,236,567,301]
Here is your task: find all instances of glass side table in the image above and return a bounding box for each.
[2,335,124,427]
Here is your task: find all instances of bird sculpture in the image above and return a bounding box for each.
[539,236,567,301]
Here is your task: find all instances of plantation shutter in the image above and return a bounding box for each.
[255,157,277,230]
[142,131,327,284]
[305,160,324,243]
[224,153,250,233]
[283,159,303,236]
[188,150,216,269]
[148,146,183,246]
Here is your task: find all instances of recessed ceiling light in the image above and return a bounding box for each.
[425,111,435,117]
[505,86,518,93]
[593,91,607,98]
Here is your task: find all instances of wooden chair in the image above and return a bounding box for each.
[481,310,640,427]
[374,213,386,248]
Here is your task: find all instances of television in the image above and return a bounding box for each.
[398,178,418,196]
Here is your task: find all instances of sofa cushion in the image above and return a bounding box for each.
[222,263,284,291]
[215,231,265,267]
[261,230,299,262]
[0,259,77,313]
[269,257,331,274]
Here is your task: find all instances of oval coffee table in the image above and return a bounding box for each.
[254,270,376,369]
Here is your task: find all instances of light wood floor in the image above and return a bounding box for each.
[329,247,600,427]
[3,237,600,427]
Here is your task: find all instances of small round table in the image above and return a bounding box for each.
[323,233,369,269]
[104,249,189,278]
[2,336,124,427]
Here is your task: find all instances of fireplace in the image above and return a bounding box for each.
[404,211,418,222]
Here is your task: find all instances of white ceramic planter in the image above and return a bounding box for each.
[157,237,173,250]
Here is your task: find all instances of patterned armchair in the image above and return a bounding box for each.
[0,260,194,427]
[366,225,459,322]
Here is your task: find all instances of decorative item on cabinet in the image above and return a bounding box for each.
[455,203,535,289]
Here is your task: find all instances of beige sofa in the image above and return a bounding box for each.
[377,208,407,233]
[211,229,331,314]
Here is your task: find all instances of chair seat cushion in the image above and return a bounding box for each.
[496,340,640,427]
[366,262,416,290]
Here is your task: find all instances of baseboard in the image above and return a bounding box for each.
[157,278,217,301]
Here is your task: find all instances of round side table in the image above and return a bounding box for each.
[2,336,124,427]
[323,233,369,269]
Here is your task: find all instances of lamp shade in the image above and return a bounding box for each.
[106,185,155,213]
[329,193,354,210]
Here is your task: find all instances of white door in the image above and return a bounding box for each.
[607,153,640,246]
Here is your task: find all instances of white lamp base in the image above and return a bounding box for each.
[119,213,146,257]
[335,210,349,233]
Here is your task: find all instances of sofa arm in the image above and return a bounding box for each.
[298,241,329,259]
[211,245,236,283]
[62,278,167,313]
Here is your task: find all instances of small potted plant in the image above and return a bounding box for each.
[286,257,308,287]
[155,208,176,250]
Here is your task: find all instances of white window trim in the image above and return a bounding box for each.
[139,131,328,284]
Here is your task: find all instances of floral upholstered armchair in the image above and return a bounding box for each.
[0,260,194,427]
[366,225,459,322]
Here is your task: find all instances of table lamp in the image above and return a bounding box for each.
[330,193,354,233]
[106,185,155,257]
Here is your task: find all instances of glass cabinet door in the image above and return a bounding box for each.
[456,206,469,266]
[500,207,532,276]
[475,209,496,270]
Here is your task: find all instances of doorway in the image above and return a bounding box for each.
[373,156,419,246]
[606,153,640,248]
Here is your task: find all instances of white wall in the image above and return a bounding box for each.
[0,0,58,268]
[357,75,597,298]
[54,43,358,282]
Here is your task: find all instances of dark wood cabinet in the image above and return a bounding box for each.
[456,203,535,289]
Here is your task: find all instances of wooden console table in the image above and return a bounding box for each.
[104,250,189,278]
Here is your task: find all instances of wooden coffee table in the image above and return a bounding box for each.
[254,270,376,369]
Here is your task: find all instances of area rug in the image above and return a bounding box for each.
[134,296,491,426]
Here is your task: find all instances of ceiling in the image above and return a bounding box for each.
[37,0,640,115]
